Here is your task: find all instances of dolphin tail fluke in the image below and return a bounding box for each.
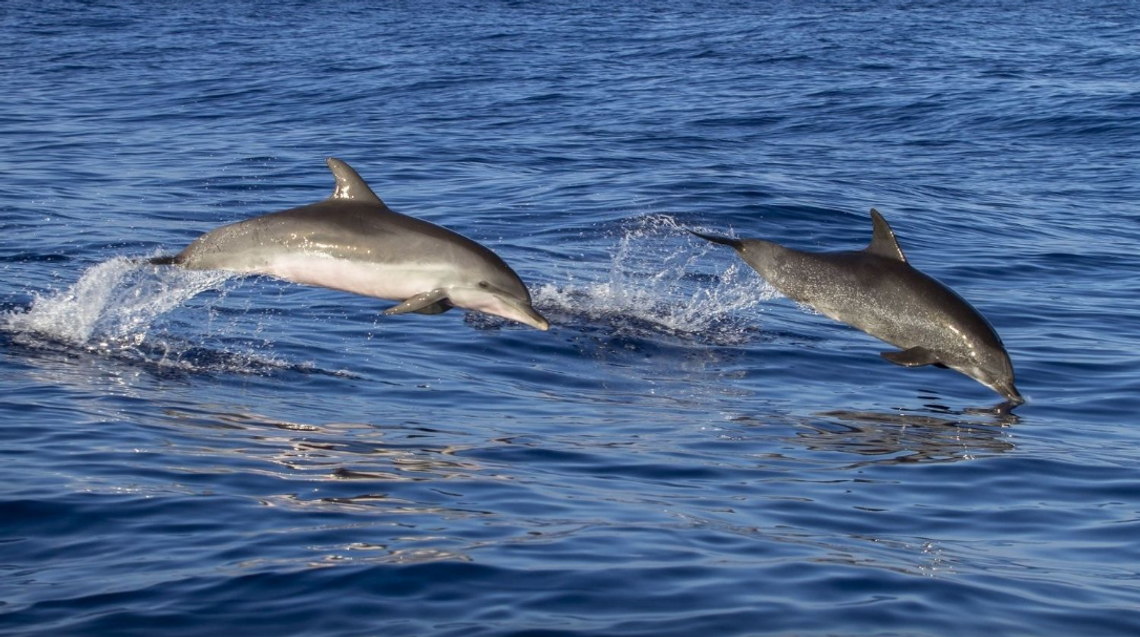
[689,230,743,250]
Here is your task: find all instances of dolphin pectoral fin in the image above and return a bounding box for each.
[384,289,451,316]
[881,346,941,367]
[412,300,453,315]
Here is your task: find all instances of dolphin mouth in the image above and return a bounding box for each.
[997,383,1025,406]
[496,294,549,331]
[516,303,550,331]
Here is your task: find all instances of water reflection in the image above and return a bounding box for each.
[798,407,1016,466]
[728,403,1015,467]
[162,406,493,485]
[158,407,500,565]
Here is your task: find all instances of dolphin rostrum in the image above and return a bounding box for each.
[151,158,549,330]
[691,209,1022,405]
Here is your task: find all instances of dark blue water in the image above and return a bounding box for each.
[3,1,1140,635]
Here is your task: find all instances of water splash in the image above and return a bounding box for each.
[0,257,315,374]
[4,257,230,347]
[534,214,778,344]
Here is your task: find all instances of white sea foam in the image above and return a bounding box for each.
[4,256,232,348]
[0,257,316,374]
[533,214,778,344]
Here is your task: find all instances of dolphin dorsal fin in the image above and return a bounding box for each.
[326,157,385,205]
[866,208,907,262]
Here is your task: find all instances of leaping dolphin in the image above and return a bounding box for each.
[151,158,549,331]
[691,209,1022,405]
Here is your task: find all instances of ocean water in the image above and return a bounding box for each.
[2,1,1140,635]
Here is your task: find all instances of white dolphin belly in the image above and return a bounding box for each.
[250,253,453,301]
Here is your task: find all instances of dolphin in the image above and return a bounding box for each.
[691,209,1022,405]
[150,158,549,330]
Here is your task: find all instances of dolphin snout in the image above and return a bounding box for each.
[490,291,549,330]
[998,382,1024,406]
[517,303,550,331]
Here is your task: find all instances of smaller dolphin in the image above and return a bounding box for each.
[692,210,1022,405]
[151,158,549,330]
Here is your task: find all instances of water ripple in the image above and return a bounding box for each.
[3,1,1140,635]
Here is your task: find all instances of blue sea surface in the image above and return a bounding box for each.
[2,1,1140,635]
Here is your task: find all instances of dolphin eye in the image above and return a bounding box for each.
[478,281,490,289]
